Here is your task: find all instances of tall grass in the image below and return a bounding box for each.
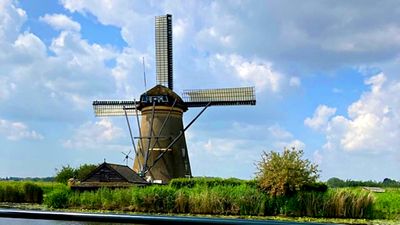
[0,179,383,219]
[284,189,374,218]
[53,179,375,219]
[0,181,44,203]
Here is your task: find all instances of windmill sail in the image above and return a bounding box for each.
[155,14,173,90]
[182,87,256,107]
[93,100,140,117]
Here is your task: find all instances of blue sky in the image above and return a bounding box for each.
[1,0,400,181]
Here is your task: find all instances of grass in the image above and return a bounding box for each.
[0,178,399,222]
[371,188,400,220]
[50,179,376,219]
[0,181,67,204]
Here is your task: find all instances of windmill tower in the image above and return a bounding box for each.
[93,14,256,183]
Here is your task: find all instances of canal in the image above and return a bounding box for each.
[0,209,336,225]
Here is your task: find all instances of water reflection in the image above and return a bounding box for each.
[0,217,141,225]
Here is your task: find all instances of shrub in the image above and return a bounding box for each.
[76,164,97,181]
[256,147,319,196]
[301,182,328,192]
[44,188,70,208]
[54,164,98,184]
[55,165,75,184]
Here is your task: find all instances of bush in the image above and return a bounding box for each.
[76,164,97,180]
[55,165,75,184]
[44,188,70,208]
[301,182,328,192]
[54,164,98,184]
[256,147,319,196]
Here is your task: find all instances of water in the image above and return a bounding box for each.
[0,217,139,224]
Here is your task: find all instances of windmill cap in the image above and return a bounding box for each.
[138,85,188,111]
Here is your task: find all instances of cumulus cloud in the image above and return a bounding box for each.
[0,118,43,141]
[304,105,337,131]
[63,118,125,149]
[40,14,81,31]
[56,0,400,73]
[60,0,152,47]
[307,73,400,153]
[211,53,284,92]
[0,0,27,42]
[0,1,120,121]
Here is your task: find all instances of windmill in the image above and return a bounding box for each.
[121,150,133,166]
[92,14,256,183]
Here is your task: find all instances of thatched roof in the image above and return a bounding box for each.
[70,163,148,191]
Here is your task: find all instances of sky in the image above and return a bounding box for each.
[1,0,400,181]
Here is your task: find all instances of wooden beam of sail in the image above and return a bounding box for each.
[93,100,141,117]
[182,87,256,107]
[155,14,173,90]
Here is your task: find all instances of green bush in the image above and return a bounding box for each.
[256,148,319,196]
[54,164,98,184]
[44,188,70,208]
[301,182,328,192]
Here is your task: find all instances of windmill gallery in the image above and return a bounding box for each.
[74,14,256,188]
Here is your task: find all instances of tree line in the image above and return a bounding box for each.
[327,177,400,188]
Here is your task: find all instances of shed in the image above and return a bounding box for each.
[70,162,148,191]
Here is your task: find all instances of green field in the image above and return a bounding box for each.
[0,179,399,223]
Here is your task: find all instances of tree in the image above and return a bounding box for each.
[75,164,97,180]
[55,164,98,184]
[256,147,319,196]
[327,177,346,188]
[55,165,75,184]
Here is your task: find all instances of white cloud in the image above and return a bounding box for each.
[304,105,337,131]
[40,14,81,31]
[0,118,43,141]
[63,118,124,149]
[56,0,400,73]
[197,26,233,48]
[0,1,120,120]
[212,53,284,92]
[174,18,189,43]
[13,32,47,59]
[308,73,400,153]
[60,0,152,47]
[0,0,26,42]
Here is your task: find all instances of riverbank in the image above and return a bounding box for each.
[0,203,399,225]
[1,178,400,223]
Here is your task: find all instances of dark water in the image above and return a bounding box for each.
[0,218,140,224]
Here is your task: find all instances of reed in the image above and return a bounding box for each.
[0,181,44,203]
[2,179,382,219]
